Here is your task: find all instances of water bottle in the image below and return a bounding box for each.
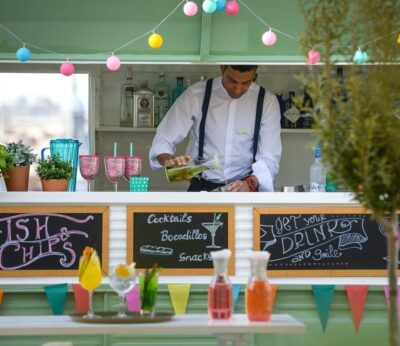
[309,147,326,192]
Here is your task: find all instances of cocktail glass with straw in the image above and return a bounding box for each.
[202,213,223,249]
[109,263,136,318]
[79,155,100,192]
[78,247,102,319]
[104,156,125,192]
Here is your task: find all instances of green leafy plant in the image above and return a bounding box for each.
[0,144,13,178]
[35,154,73,180]
[5,140,37,167]
[298,1,400,344]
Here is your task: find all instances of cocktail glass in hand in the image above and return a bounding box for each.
[78,247,102,319]
[202,213,223,249]
[79,155,100,192]
[104,156,125,192]
[109,263,136,318]
[124,156,142,181]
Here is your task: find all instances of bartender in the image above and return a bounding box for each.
[149,65,282,192]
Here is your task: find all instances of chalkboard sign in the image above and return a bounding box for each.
[127,206,234,275]
[253,207,399,277]
[0,206,109,277]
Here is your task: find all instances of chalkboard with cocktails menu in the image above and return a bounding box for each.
[127,206,235,275]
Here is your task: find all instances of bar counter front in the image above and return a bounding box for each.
[0,192,391,346]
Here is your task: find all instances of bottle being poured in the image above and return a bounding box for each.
[246,251,272,321]
[208,249,232,320]
[165,155,222,182]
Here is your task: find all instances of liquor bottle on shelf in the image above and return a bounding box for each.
[153,73,170,127]
[275,92,285,128]
[120,67,135,127]
[283,91,301,128]
[172,76,185,104]
[336,66,348,102]
[309,147,326,192]
[300,87,314,128]
[133,81,154,128]
[185,78,192,89]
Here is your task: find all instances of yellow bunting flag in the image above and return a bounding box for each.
[168,284,191,315]
[0,289,3,305]
[270,284,278,311]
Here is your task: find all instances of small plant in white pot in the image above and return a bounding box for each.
[36,154,73,192]
[4,140,37,191]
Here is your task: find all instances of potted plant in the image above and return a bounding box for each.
[4,140,37,191]
[35,153,73,191]
[0,144,13,192]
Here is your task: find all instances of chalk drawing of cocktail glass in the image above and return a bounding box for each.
[202,221,223,249]
[79,155,100,192]
[104,156,125,192]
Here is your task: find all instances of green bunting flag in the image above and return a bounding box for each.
[312,285,335,332]
[44,283,68,315]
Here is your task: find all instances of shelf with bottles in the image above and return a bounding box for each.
[94,126,156,132]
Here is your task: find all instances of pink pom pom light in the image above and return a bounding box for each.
[60,62,75,76]
[307,50,320,65]
[262,30,277,46]
[225,0,239,15]
[184,1,198,16]
[106,55,121,71]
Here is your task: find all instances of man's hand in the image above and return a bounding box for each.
[157,153,193,167]
[226,175,259,192]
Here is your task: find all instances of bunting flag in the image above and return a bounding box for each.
[168,284,191,315]
[232,284,241,311]
[345,285,369,333]
[126,284,141,312]
[383,285,400,318]
[312,285,335,332]
[44,283,68,315]
[0,288,3,305]
[270,284,278,312]
[72,283,89,313]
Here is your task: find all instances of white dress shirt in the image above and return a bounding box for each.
[149,76,282,191]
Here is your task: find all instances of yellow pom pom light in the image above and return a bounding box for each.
[148,33,163,49]
[397,34,400,45]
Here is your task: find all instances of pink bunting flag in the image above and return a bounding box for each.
[126,285,141,312]
[72,283,89,313]
[383,285,400,318]
[345,285,368,333]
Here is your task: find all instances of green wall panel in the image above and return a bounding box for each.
[0,284,389,346]
[0,0,305,63]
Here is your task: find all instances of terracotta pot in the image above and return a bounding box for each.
[5,165,30,191]
[41,179,69,192]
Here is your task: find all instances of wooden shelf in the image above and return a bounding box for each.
[95,126,157,132]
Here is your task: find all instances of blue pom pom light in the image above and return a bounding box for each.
[16,47,32,62]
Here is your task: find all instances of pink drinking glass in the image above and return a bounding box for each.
[124,156,142,181]
[79,155,100,192]
[104,156,125,192]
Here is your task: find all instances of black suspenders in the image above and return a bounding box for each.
[198,78,265,163]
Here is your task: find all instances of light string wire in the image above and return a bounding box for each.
[0,0,399,63]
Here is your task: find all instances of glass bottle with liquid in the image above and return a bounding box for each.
[172,76,185,104]
[120,67,135,127]
[208,249,232,320]
[309,147,326,192]
[153,73,170,126]
[246,251,272,321]
[284,91,300,128]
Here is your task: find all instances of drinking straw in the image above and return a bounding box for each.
[130,142,133,157]
[114,142,117,157]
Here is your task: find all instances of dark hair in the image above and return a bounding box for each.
[223,65,258,72]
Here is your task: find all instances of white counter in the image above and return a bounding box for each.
[0,192,388,285]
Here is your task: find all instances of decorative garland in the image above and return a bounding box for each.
[0,0,399,76]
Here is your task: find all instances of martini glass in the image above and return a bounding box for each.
[104,156,125,192]
[202,221,223,249]
[79,155,100,192]
[109,263,136,318]
[78,247,102,319]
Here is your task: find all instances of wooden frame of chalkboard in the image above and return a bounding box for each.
[127,205,235,275]
[0,206,109,277]
[253,207,397,277]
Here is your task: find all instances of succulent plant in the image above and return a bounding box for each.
[5,140,37,167]
[35,153,73,180]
